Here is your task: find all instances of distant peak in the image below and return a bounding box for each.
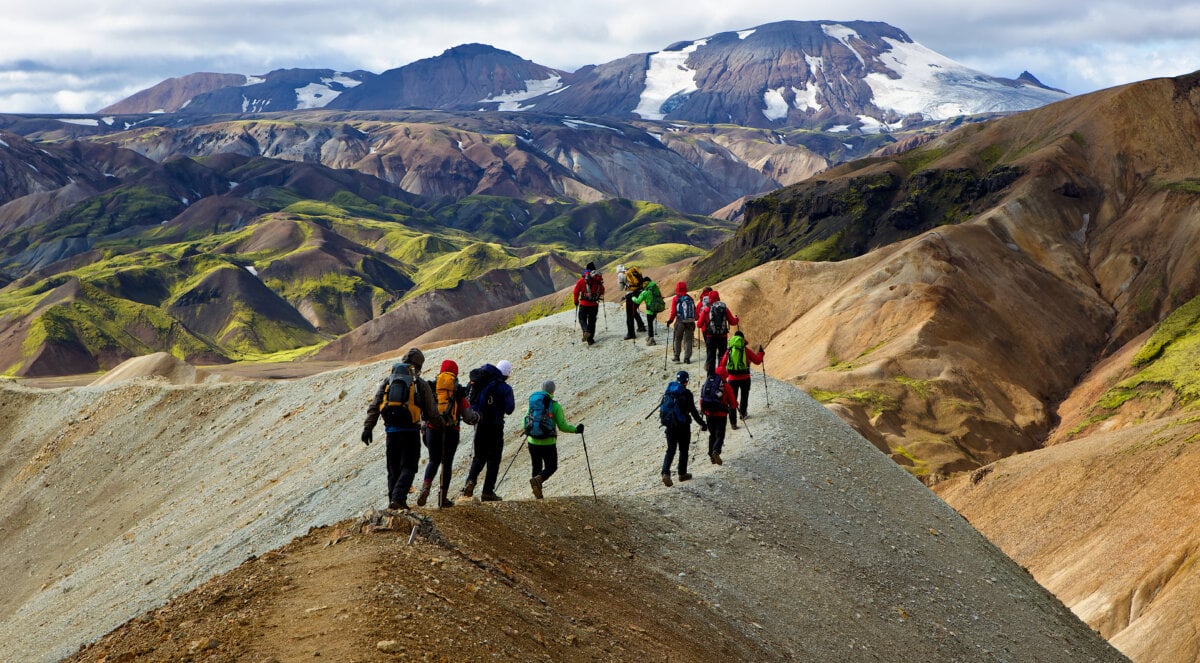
[440,43,517,59]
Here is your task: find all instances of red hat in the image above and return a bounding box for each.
[441,359,458,374]
[675,281,687,295]
[708,290,720,303]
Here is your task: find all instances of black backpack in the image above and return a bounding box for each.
[707,301,730,335]
[467,364,502,416]
[659,381,689,428]
[523,392,557,438]
[381,363,422,427]
[699,373,727,412]
[674,293,695,321]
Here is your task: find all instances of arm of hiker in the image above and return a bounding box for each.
[552,401,578,434]
[728,309,739,326]
[686,391,706,429]
[362,381,386,443]
[502,383,515,416]
[416,379,441,427]
[459,396,479,425]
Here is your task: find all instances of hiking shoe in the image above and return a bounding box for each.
[416,481,432,507]
[672,356,680,362]
[624,334,636,340]
[678,472,692,481]
[461,479,476,498]
[480,492,503,502]
[739,410,749,419]
[437,489,454,508]
[646,337,656,346]
[712,453,722,466]
[530,476,544,499]
[709,452,717,464]
[661,472,673,487]
[388,501,402,511]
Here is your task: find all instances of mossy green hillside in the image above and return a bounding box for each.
[1094,294,1200,412]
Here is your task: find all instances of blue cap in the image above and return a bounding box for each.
[676,370,689,383]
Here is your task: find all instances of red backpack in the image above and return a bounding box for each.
[581,270,604,302]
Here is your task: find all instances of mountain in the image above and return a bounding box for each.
[327,43,569,111]
[0,314,1123,662]
[101,69,375,115]
[102,21,1066,131]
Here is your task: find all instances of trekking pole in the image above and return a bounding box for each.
[762,362,771,409]
[497,433,525,488]
[663,324,670,373]
[579,429,598,500]
[644,396,665,420]
[739,415,754,439]
[603,300,609,331]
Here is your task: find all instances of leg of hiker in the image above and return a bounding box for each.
[711,414,727,459]
[418,426,442,506]
[624,294,639,338]
[385,432,405,508]
[581,306,598,344]
[437,427,460,507]
[479,422,505,499]
[681,320,695,363]
[661,428,679,485]
[676,428,692,480]
[462,426,488,497]
[645,311,656,345]
[733,379,751,418]
[390,429,422,509]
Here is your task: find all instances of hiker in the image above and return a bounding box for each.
[697,290,739,373]
[417,360,479,508]
[632,274,665,346]
[699,366,739,465]
[362,348,441,511]
[622,265,647,339]
[658,370,706,486]
[462,359,516,501]
[665,281,697,363]
[573,263,604,345]
[719,331,765,419]
[523,380,583,499]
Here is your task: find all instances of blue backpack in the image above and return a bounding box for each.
[659,381,689,428]
[524,392,557,438]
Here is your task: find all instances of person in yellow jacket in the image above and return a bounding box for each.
[524,380,582,499]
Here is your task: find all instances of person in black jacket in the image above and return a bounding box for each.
[362,348,441,511]
[660,370,706,486]
[461,359,516,502]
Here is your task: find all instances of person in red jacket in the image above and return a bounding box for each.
[417,360,478,509]
[665,281,697,364]
[699,366,739,465]
[572,262,604,345]
[697,290,738,373]
[718,330,765,419]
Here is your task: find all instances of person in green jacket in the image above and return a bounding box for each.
[524,380,583,499]
[632,276,665,347]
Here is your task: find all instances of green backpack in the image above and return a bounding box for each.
[726,334,749,373]
[645,281,665,314]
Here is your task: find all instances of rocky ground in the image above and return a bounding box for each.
[1,308,1124,662]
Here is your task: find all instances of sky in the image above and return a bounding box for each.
[4,0,1200,114]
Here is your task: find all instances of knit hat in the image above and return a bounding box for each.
[542,380,556,394]
[708,290,720,303]
[676,370,689,383]
[586,261,596,271]
[733,330,744,338]
[497,360,513,377]
[440,359,458,374]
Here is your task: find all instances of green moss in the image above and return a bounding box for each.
[897,146,948,174]
[891,443,931,477]
[895,376,935,397]
[807,387,898,416]
[788,233,846,262]
[978,144,1004,168]
[1069,132,1087,147]
[1095,294,1200,413]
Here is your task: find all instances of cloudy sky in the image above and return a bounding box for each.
[4,0,1200,114]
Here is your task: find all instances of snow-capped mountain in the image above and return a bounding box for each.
[102,21,1067,130]
[326,43,569,111]
[531,20,1068,129]
[102,69,375,115]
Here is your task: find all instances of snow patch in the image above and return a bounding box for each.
[857,115,903,134]
[243,76,265,86]
[27,163,39,172]
[737,29,756,40]
[633,38,709,120]
[762,88,789,121]
[562,118,622,133]
[60,118,99,126]
[793,84,822,111]
[821,24,865,66]
[181,197,189,205]
[479,75,564,111]
[0,138,8,148]
[245,265,259,277]
[101,116,115,125]
[295,73,363,110]
[863,36,1067,121]
[829,125,850,133]
[547,85,570,96]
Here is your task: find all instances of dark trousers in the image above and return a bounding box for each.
[625,295,645,335]
[705,414,728,455]
[578,305,598,339]
[529,443,559,482]
[662,426,691,475]
[645,311,657,338]
[423,426,461,492]
[385,429,422,505]
[730,379,751,417]
[705,335,729,373]
[466,421,505,495]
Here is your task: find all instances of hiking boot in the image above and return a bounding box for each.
[709,452,717,465]
[416,480,432,507]
[437,489,454,508]
[646,337,656,346]
[672,356,680,362]
[678,472,692,481]
[461,479,476,498]
[480,492,503,502]
[740,410,749,419]
[388,501,403,511]
[530,475,544,499]
[587,336,595,345]
[623,334,636,340]
[712,453,722,466]
[661,472,673,487]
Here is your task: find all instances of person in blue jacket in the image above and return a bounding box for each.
[524,380,583,499]
[461,359,516,502]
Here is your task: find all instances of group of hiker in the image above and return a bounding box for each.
[362,262,765,509]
